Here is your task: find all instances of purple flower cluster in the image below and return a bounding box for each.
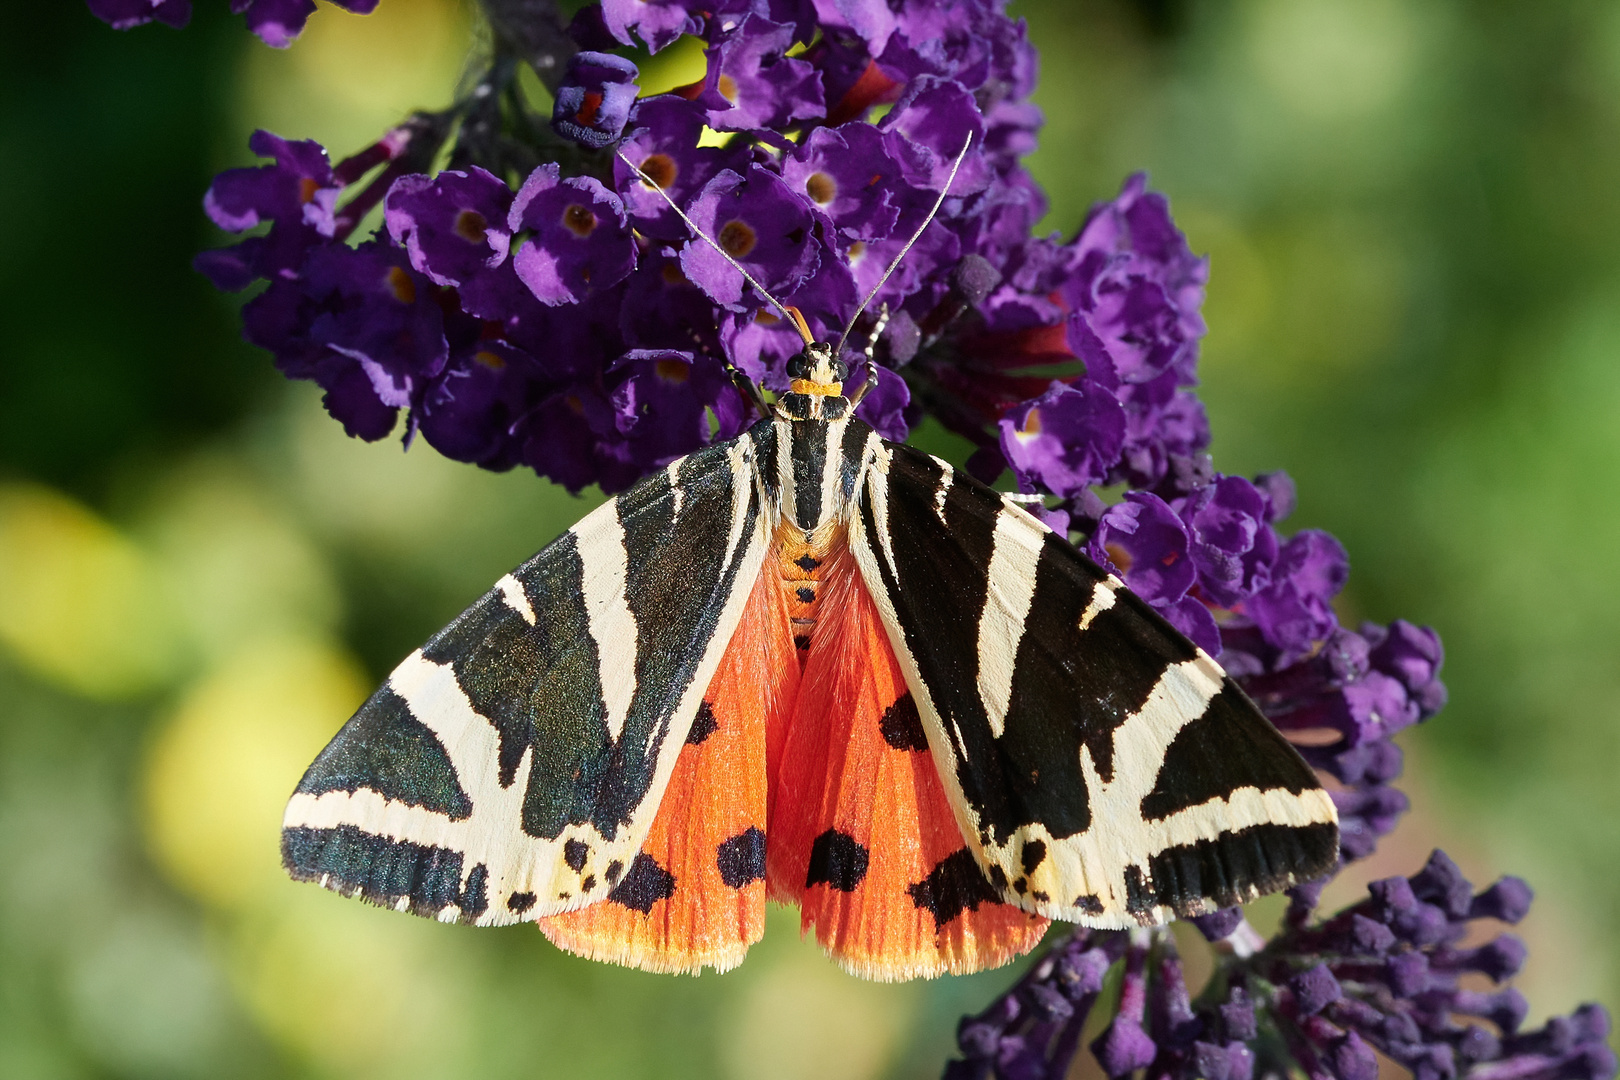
[184,0,1062,492]
[88,0,379,47]
[949,852,1616,1080]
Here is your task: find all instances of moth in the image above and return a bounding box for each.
[281,143,1338,979]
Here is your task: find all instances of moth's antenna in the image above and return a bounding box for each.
[834,134,975,360]
[615,150,813,347]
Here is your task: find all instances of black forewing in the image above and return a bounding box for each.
[851,439,1337,926]
[282,423,775,924]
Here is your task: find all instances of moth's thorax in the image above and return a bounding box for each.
[773,389,851,423]
[772,413,860,535]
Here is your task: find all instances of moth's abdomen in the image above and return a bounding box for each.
[774,521,845,658]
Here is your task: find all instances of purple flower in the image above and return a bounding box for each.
[615,95,746,242]
[809,0,895,54]
[201,130,342,285]
[1177,474,1278,608]
[1087,492,1196,606]
[1244,530,1350,663]
[509,164,636,306]
[519,382,623,493]
[303,239,448,408]
[779,123,905,242]
[599,0,701,54]
[679,164,822,310]
[417,342,547,470]
[618,248,724,358]
[1367,619,1449,717]
[881,75,991,195]
[86,0,191,30]
[552,51,641,149]
[700,15,824,132]
[385,167,513,289]
[230,0,378,48]
[949,854,1616,1080]
[999,380,1125,499]
[1063,173,1207,388]
[853,364,911,441]
[606,349,746,468]
[231,0,316,47]
[1087,492,1226,652]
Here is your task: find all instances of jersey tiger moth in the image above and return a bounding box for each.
[279,144,1339,980]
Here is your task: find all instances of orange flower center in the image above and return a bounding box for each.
[454,208,488,243]
[562,204,597,238]
[718,219,757,258]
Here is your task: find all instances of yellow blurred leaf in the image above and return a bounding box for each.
[143,458,341,664]
[238,0,471,162]
[143,637,368,910]
[0,483,180,698]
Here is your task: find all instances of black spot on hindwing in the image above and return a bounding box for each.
[806,830,869,891]
[686,700,719,746]
[879,693,928,751]
[715,827,767,888]
[907,848,1001,929]
[607,853,677,913]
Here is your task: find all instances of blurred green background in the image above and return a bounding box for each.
[2,0,1618,1076]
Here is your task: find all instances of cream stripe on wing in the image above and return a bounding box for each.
[495,574,536,625]
[1077,576,1120,632]
[775,418,798,533]
[573,513,637,743]
[931,456,953,525]
[818,419,845,534]
[978,508,1044,738]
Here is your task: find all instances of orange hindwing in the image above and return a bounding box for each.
[538,566,799,973]
[766,544,1050,979]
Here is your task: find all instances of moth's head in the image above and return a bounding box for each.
[776,310,851,422]
[786,341,848,392]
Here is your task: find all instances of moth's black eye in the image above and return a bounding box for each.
[786,352,810,379]
[830,357,849,381]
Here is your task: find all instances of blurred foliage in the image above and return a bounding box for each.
[1,0,1618,1076]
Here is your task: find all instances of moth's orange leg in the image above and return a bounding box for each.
[767,546,1050,980]
[539,566,799,974]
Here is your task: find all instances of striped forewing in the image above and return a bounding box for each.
[846,432,1339,928]
[281,425,777,926]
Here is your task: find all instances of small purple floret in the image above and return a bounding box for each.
[552,51,641,149]
[87,0,192,30]
[509,164,636,306]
